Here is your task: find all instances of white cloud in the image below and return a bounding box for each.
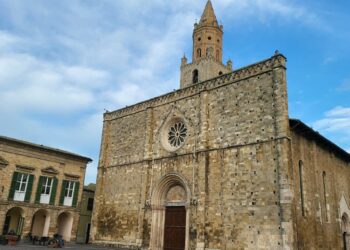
[211,0,326,30]
[312,106,350,154]
[0,0,331,184]
[313,106,350,146]
[325,106,350,117]
[0,53,110,114]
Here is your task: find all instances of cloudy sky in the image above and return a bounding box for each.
[0,0,349,184]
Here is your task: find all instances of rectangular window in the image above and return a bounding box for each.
[18,173,28,191]
[40,177,53,204]
[14,173,29,201]
[41,177,53,195]
[87,198,94,211]
[63,181,75,206]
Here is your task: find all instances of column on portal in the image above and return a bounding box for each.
[43,211,51,236]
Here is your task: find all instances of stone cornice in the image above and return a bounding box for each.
[106,136,291,169]
[41,166,59,175]
[64,173,80,180]
[180,55,228,69]
[0,155,8,168]
[16,164,35,172]
[104,54,286,122]
[0,135,92,163]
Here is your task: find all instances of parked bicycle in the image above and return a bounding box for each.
[48,234,65,248]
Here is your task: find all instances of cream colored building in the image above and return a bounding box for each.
[0,135,91,242]
[76,183,95,243]
[92,1,350,249]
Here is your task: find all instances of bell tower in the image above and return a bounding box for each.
[192,0,223,63]
[180,0,232,89]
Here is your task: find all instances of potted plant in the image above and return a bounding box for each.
[6,230,18,246]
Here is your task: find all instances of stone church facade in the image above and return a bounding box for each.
[92,1,350,249]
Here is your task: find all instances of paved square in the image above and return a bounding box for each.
[0,243,122,250]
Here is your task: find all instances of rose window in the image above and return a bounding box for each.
[168,122,187,148]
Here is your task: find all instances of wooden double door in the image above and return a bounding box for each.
[163,206,186,250]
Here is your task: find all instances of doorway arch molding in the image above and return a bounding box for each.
[150,172,191,250]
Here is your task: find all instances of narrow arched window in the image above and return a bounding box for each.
[341,214,349,250]
[322,171,328,221]
[197,48,201,58]
[216,50,219,60]
[192,69,199,84]
[299,160,305,217]
[206,47,213,57]
[218,71,223,76]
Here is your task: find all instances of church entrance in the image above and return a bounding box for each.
[150,173,191,250]
[164,206,186,250]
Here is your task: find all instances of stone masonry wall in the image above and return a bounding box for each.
[290,130,350,250]
[180,57,231,88]
[92,54,294,249]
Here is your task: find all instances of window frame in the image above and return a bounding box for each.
[87,197,94,211]
[41,177,53,195]
[65,181,75,198]
[16,173,29,193]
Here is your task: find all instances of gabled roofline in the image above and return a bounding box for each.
[289,119,350,163]
[0,135,92,163]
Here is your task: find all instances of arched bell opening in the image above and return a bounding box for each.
[2,207,25,236]
[192,69,199,84]
[31,209,50,237]
[150,173,191,250]
[57,212,73,242]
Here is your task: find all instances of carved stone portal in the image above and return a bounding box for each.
[149,173,191,250]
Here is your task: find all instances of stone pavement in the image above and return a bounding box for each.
[0,242,123,250]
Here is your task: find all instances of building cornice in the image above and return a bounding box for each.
[104,54,287,122]
[289,118,350,163]
[0,135,92,163]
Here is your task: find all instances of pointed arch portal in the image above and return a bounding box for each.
[150,173,191,250]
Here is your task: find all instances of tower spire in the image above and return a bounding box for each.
[198,0,219,28]
[179,0,232,88]
[192,0,223,63]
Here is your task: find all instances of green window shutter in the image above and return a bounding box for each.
[8,172,19,200]
[59,180,67,206]
[72,181,80,207]
[50,178,58,205]
[24,174,34,202]
[15,173,21,190]
[35,176,44,204]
